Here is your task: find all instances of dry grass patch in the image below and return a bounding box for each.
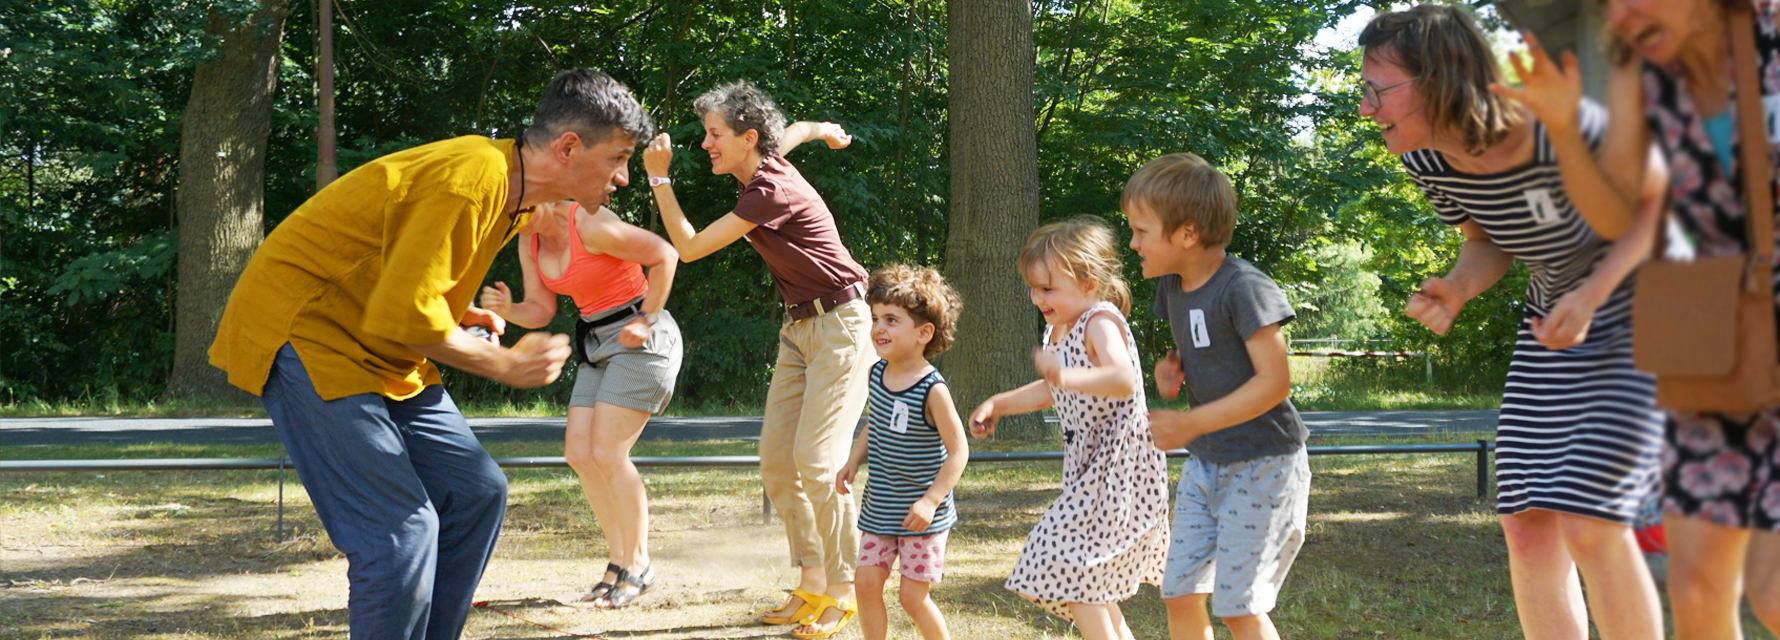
[3,440,1775,639]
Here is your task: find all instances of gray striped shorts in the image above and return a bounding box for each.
[569,299,682,413]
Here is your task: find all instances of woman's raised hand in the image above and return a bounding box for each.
[480,282,516,319]
[1491,30,1583,138]
[1404,277,1465,336]
[643,133,673,178]
[814,122,851,149]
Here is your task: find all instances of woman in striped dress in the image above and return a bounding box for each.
[1358,6,1669,639]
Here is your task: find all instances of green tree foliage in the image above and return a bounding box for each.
[2,0,1522,406]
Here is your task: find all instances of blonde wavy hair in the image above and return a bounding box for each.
[1017,216,1131,315]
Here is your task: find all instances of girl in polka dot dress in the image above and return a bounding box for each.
[968,216,1170,640]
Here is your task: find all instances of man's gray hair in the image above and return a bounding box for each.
[524,68,654,148]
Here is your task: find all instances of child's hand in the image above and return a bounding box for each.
[1148,409,1199,451]
[835,464,858,495]
[903,498,937,532]
[1155,350,1184,400]
[1033,347,1064,388]
[1404,277,1464,336]
[968,400,998,438]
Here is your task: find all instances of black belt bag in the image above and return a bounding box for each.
[574,302,642,367]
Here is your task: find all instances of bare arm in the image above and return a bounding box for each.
[1494,37,1643,238]
[836,417,871,495]
[407,329,571,388]
[642,134,760,263]
[1405,220,1514,335]
[580,207,678,317]
[905,383,971,532]
[1036,313,1140,398]
[921,383,971,504]
[967,379,1054,438]
[1147,323,1293,451]
[479,232,559,329]
[776,121,852,156]
[1598,56,1652,200]
[1530,147,1669,350]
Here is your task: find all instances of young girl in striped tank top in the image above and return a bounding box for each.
[836,264,969,640]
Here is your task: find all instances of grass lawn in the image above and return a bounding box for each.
[0,355,1499,418]
[6,435,1763,639]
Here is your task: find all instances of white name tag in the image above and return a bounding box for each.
[891,402,910,434]
[1525,188,1560,225]
[1188,309,1211,348]
[1764,94,1780,144]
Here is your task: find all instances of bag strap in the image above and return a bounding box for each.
[1731,4,1776,279]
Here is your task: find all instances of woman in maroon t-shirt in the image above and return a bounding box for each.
[644,80,871,638]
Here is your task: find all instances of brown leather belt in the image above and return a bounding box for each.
[786,281,863,322]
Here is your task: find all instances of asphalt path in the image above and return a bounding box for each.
[0,410,1496,447]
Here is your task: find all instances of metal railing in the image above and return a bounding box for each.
[2,440,1494,542]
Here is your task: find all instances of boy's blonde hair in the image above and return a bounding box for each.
[1018,216,1131,315]
[1120,153,1236,247]
[866,263,963,359]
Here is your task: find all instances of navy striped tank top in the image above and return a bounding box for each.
[859,360,956,536]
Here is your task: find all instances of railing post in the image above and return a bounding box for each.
[1476,440,1488,500]
[276,458,287,544]
[1425,353,1433,384]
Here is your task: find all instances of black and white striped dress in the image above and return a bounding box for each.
[1401,102,1663,524]
[859,361,956,536]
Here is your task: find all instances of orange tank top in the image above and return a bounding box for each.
[531,203,648,316]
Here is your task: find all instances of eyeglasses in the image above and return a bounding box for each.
[1361,78,1413,110]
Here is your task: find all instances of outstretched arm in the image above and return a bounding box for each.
[642,133,758,263]
[967,380,1053,438]
[777,121,852,156]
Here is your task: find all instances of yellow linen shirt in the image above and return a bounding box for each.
[209,136,529,401]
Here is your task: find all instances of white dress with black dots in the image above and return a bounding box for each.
[1004,301,1170,621]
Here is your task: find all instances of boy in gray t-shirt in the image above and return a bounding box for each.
[1122,153,1309,640]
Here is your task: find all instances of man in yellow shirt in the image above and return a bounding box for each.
[208,68,651,640]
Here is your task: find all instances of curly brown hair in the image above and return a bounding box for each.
[866,263,963,359]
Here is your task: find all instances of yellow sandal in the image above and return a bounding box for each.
[790,595,857,639]
[761,588,821,625]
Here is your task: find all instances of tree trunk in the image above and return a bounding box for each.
[168,0,290,400]
[942,0,1045,435]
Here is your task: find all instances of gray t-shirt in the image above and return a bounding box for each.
[1153,255,1306,464]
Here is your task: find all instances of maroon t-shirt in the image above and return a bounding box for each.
[732,155,868,306]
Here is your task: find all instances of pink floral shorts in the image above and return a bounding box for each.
[858,531,949,583]
[1662,408,1780,531]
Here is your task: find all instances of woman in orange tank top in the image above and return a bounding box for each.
[480,199,681,608]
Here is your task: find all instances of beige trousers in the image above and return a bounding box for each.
[759,298,874,585]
